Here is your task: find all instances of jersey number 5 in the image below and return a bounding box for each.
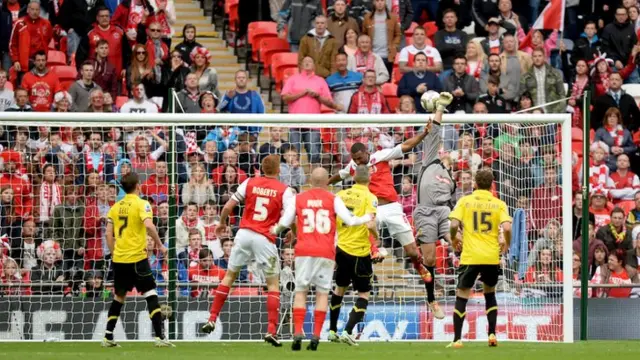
[301,209,331,234]
[253,197,270,221]
[472,211,492,232]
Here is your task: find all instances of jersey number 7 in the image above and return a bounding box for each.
[118,216,129,237]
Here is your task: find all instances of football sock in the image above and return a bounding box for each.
[345,297,368,335]
[329,294,343,332]
[105,299,123,341]
[453,296,468,342]
[313,310,327,338]
[424,266,436,303]
[485,292,498,335]
[146,294,164,339]
[266,291,280,335]
[208,284,230,322]
[292,307,306,336]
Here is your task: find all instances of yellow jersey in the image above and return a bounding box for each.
[107,193,153,263]
[449,189,511,265]
[336,184,378,257]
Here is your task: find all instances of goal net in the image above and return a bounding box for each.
[0,112,573,343]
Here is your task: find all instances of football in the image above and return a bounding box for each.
[420,90,440,112]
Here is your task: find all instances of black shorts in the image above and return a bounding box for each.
[457,264,500,290]
[334,247,373,293]
[113,259,156,297]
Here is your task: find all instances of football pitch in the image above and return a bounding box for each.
[0,341,637,360]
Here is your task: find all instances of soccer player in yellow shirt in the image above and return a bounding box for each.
[327,165,381,346]
[447,168,512,349]
[101,173,173,348]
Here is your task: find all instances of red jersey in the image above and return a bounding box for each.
[339,144,404,203]
[9,16,53,70]
[188,265,226,297]
[0,172,32,217]
[87,25,125,75]
[294,188,337,260]
[20,69,60,112]
[235,177,291,242]
[608,170,640,202]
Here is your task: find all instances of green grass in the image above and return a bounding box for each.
[0,341,637,360]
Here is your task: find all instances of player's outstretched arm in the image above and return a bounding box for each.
[502,221,512,253]
[335,197,373,226]
[328,172,345,185]
[420,92,453,165]
[105,222,115,254]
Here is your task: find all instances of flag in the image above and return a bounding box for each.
[519,0,566,50]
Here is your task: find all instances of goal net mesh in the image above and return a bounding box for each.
[0,114,572,342]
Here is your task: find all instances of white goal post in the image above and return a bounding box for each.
[0,112,573,343]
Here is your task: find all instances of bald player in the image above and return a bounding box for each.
[272,168,375,351]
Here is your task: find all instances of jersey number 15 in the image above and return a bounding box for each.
[472,211,492,232]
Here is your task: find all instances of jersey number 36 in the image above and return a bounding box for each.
[302,209,331,234]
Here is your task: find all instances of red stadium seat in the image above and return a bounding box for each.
[60,80,74,91]
[382,83,399,112]
[571,127,583,141]
[226,0,239,32]
[47,50,66,66]
[260,38,290,76]
[571,140,583,158]
[386,96,400,112]
[51,65,77,81]
[618,200,636,215]
[268,52,297,102]
[423,21,438,41]
[404,22,418,37]
[247,22,278,69]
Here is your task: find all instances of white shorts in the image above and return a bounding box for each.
[228,229,280,277]
[294,256,335,292]
[377,202,413,243]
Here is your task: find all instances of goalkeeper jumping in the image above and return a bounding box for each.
[412,92,454,319]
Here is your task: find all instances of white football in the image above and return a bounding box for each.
[420,90,440,112]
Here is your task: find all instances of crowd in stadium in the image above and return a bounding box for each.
[0,0,639,300]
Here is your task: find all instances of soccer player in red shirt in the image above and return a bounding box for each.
[202,155,293,347]
[272,167,375,351]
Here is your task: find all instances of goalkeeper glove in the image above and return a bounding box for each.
[436,92,453,112]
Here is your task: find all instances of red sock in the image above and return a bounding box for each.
[293,307,306,336]
[411,253,425,271]
[313,310,327,338]
[266,291,280,335]
[208,284,230,322]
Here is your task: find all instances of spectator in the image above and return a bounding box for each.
[0,1,18,71]
[454,169,474,202]
[190,46,219,98]
[567,59,590,128]
[592,72,640,131]
[589,241,609,279]
[342,28,359,57]
[597,207,633,252]
[572,220,605,266]
[434,8,468,71]
[480,17,503,55]
[477,136,498,167]
[592,249,634,298]
[113,158,132,201]
[347,34,390,84]
[495,0,527,34]
[0,257,29,295]
[154,200,169,243]
[20,50,61,112]
[57,0,104,58]
[277,0,323,52]
[0,186,19,239]
[626,232,640,273]
[279,145,306,189]
[572,192,594,242]
[397,52,442,113]
[326,52,363,113]
[398,25,442,74]
[518,29,558,60]
[214,237,249,282]
[203,126,239,153]
[176,202,205,250]
[299,15,339,78]
[499,32,531,80]
[83,271,106,298]
[167,49,190,92]
[175,24,202,65]
[217,70,266,117]
[465,40,485,80]
[127,132,167,181]
[573,20,602,64]
[594,107,637,171]
[608,154,640,203]
[450,133,482,173]
[236,133,258,176]
[524,248,562,284]
[86,88,113,113]
[0,150,32,217]
[399,174,416,218]
[10,1,52,83]
[141,160,169,201]
[76,131,115,185]
[120,83,159,113]
[69,61,102,112]
[199,91,217,113]
[146,0,176,44]
[258,127,288,165]
[215,164,240,205]
[38,164,62,231]
[626,191,640,227]
[477,74,507,113]
[519,48,565,114]
[84,183,111,271]
[9,219,40,270]
[4,88,31,112]
[90,40,119,100]
[348,69,391,114]
[30,244,65,295]
[442,55,479,113]
[327,0,360,48]
[111,0,152,44]
[126,44,159,96]
[211,149,248,186]
[0,70,14,111]
[362,0,402,76]
[528,219,563,266]
[83,7,125,77]
[531,166,562,233]
[201,139,218,174]
[52,186,85,272]
[591,55,613,99]
[201,200,222,258]
[601,6,637,71]
[176,73,201,113]
[479,54,517,109]
[178,228,204,267]
[282,56,340,165]
[189,248,226,298]
[182,163,216,207]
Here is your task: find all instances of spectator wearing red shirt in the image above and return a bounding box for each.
[211,149,247,186]
[525,248,563,284]
[112,0,152,44]
[0,150,32,218]
[1,257,30,295]
[608,154,640,203]
[20,51,61,112]
[84,7,126,77]
[399,175,416,221]
[76,131,115,186]
[201,200,222,258]
[189,248,226,298]
[347,70,391,114]
[126,131,167,182]
[142,160,169,200]
[531,166,562,231]
[592,249,634,298]
[9,2,52,81]
[84,183,113,271]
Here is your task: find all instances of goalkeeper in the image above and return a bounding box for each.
[412,92,453,319]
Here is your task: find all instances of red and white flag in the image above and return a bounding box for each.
[531,0,566,31]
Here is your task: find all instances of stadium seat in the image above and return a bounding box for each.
[571,140,583,158]
[115,96,129,109]
[258,38,290,88]
[382,83,399,112]
[268,52,298,102]
[387,96,400,112]
[247,22,278,67]
[571,127,583,141]
[618,200,636,214]
[223,0,240,49]
[47,50,66,66]
[423,21,438,41]
[279,67,299,112]
[404,22,419,37]
[51,65,77,81]
[60,80,74,91]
